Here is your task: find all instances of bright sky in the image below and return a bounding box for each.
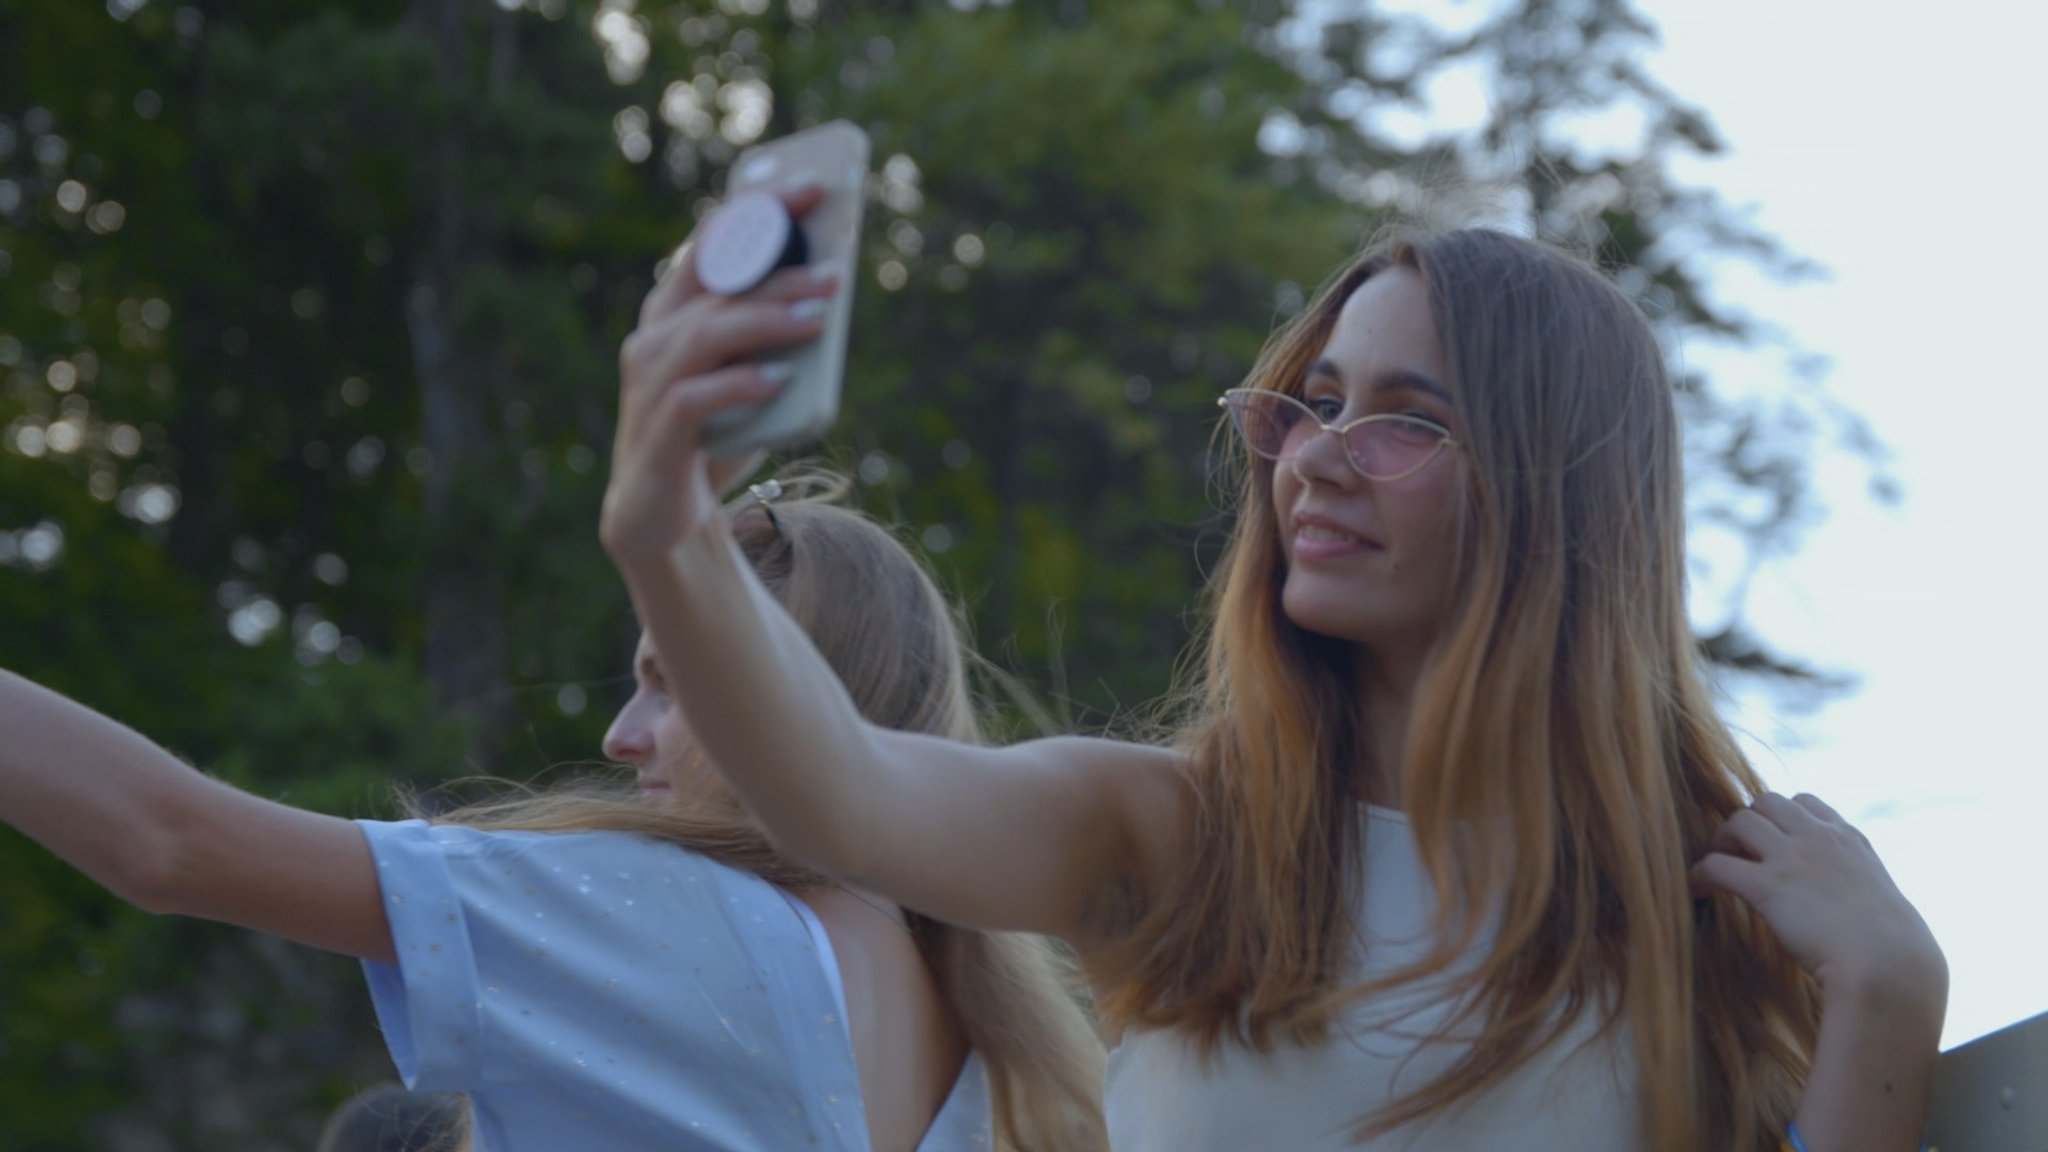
[1372,0,2046,1047]
[1642,0,2048,1049]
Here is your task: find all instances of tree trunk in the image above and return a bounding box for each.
[987,368,1030,649]
[409,0,508,771]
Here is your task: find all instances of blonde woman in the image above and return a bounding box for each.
[605,209,1945,1152]
[0,470,1105,1152]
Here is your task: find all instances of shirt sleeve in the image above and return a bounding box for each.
[351,818,885,1148]
[357,818,488,1091]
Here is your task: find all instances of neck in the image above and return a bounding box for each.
[1353,645,1428,809]
[838,883,911,932]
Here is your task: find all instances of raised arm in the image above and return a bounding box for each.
[0,668,392,962]
[600,195,1184,949]
[629,521,1179,945]
[1692,792,1948,1152]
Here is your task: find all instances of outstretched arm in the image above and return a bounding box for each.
[0,668,392,962]
[601,193,1183,949]
[1693,792,1947,1152]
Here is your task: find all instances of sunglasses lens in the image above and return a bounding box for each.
[1344,417,1446,479]
[1227,392,1309,460]
[1224,393,1450,479]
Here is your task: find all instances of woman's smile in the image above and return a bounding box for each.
[1289,512,1380,561]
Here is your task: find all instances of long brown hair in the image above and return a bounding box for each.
[1093,230,1817,1151]
[426,468,1106,1152]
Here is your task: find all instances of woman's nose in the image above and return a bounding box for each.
[603,707,652,765]
[1288,420,1358,486]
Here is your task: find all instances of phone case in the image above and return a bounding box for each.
[701,120,870,457]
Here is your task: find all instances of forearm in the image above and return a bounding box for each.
[618,518,898,878]
[1793,954,1948,1152]
[0,668,213,909]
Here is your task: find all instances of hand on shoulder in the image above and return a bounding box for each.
[1692,791,1947,1010]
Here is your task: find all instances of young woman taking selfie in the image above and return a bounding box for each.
[604,195,1947,1152]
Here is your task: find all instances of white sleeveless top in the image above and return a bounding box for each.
[1104,806,1641,1151]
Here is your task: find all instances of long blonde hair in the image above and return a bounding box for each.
[426,469,1106,1152]
[1093,230,1817,1151]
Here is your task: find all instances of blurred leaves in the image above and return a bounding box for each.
[0,0,1871,1145]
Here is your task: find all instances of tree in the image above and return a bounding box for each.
[1269,0,1891,698]
[0,0,1879,1144]
[0,0,631,1141]
[1,0,1346,1141]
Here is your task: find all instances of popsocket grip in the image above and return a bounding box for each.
[695,191,810,296]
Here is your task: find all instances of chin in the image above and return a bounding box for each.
[1281,588,1438,656]
[1280,583,1369,643]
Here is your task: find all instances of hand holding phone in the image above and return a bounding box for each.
[606,185,836,568]
[698,121,869,457]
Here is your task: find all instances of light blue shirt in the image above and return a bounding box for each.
[358,819,991,1152]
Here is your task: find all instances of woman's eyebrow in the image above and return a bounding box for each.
[1309,357,1451,404]
[1377,369,1451,404]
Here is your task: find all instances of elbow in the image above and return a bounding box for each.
[105,832,191,915]
[99,805,208,916]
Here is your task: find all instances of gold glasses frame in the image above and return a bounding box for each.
[1217,388,1460,482]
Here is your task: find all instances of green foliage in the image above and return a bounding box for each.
[0,0,1855,1144]
[814,1,1353,708]
[1291,0,1885,685]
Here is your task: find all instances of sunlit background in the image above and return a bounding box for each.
[1332,0,2048,1049]
[1628,0,2045,1049]
[0,0,2039,1145]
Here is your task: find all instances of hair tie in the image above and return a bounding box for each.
[748,478,785,540]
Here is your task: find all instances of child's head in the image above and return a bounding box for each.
[315,1082,464,1152]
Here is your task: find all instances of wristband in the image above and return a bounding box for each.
[1784,1120,1928,1152]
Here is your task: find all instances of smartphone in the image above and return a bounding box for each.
[700,120,870,457]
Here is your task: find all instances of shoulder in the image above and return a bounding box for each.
[360,818,671,858]
[355,820,738,901]
[362,820,795,980]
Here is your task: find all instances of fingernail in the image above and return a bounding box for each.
[758,361,796,384]
[806,258,845,285]
[789,297,828,322]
